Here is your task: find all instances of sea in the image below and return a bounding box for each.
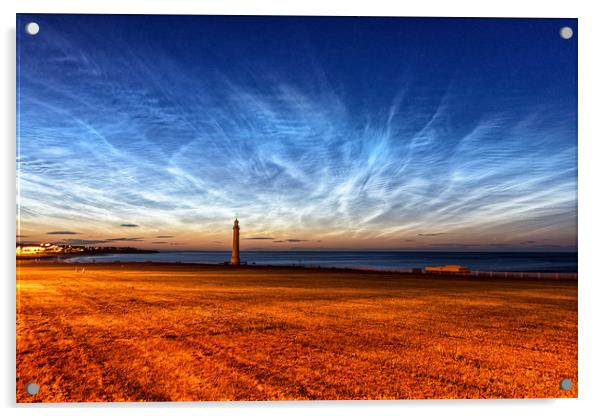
[58,251,577,273]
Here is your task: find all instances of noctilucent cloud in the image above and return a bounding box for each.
[17,15,577,251]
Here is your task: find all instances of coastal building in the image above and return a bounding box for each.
[230,218,240,265]
[16,243,62,256]
[16,245,45,255]
[424,265,471,274]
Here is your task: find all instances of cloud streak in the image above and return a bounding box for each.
[51,237,146,245]
[54,239,108,245]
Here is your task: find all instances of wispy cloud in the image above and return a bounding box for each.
[16,15,577,251]
[47,231,81,235]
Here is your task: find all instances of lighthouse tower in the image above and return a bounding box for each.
[230,218,240,265]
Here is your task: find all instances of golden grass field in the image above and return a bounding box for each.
[16,261,577,402]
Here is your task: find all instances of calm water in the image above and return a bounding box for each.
[59,251,577,273]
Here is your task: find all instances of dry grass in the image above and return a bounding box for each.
[16,262,577,402]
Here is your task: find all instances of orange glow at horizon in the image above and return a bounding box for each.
[17,217,576,252]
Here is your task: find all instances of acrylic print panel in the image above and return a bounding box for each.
[16,14,577,402]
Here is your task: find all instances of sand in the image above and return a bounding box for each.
[16,262,577,402]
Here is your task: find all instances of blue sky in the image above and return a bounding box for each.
[17,15,577,251]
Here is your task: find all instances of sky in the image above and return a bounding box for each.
[16,15,577,251]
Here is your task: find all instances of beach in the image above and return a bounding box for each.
[16,262,578,402]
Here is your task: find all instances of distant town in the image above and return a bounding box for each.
[16,242,157,258]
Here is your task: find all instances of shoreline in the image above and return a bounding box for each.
[16,259,578,281]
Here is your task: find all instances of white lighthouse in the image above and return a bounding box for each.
[230,218,240,265]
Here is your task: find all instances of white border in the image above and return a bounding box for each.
[2,1,601,415]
